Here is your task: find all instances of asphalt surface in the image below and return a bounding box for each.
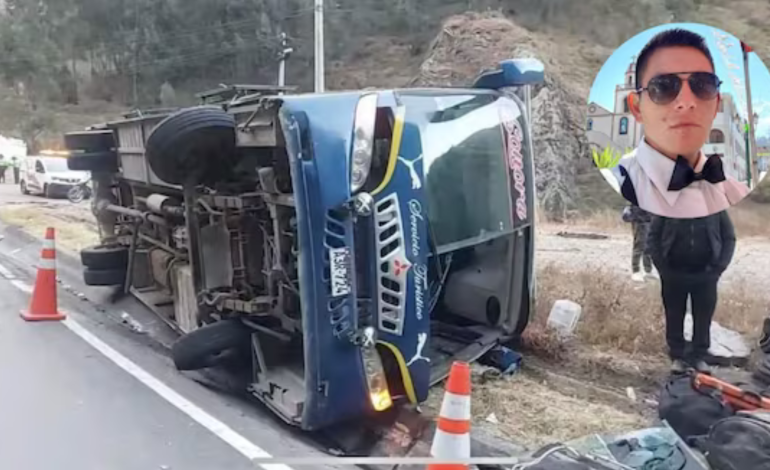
[0,179,71,204]
[0,186,345,470]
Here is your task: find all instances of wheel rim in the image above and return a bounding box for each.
[67,186,85,203]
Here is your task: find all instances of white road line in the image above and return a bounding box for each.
[11,279,32,294]
[0,262,16,279]
[0,263,292,470]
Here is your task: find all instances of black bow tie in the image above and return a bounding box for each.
[667,154,726,191]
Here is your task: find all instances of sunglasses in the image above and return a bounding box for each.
[636,72,722,105]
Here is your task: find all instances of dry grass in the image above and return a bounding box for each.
[519,322,570,361]
[534,262,667,356]
[717,281,769,342]
[0,204,99,254]
[532,260,768,357]
[564,200,770,239]
[563,207,626,234]
[423,365,650,450]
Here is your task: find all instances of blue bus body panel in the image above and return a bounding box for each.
[279,93,370,430]
[370,96,431,404]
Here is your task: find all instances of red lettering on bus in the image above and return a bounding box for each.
[499,105,528,222]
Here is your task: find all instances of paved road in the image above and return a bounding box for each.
[0,227,342,469]
[0,273,268,469]
[0,180,75,205]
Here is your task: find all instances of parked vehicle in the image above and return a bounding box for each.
[64,60,541,431]
[20,154,90,198]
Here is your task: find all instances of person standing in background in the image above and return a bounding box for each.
[647,210,736,374]
[0,155,7,183]
[11,156,20,184]
[623,204,658,282]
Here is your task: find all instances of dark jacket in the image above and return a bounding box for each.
[647,210,736,280]
[623,204,652,224]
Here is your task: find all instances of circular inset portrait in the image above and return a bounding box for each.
[586,23,770,219]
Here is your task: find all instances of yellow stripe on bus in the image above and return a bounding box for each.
[377,341,418,404]
[371,105,406,196]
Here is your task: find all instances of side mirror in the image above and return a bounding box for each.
[472,58,545,90]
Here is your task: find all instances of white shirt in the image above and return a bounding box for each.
[610,138,750,218]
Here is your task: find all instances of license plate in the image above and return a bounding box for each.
[329,247,352,297]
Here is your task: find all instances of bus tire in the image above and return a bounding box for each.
[171,319,252,371]
[83,267,126,286]
[67,151,119,172]
[81,244,129,270]
[64,130,116,153]
[145,106,236,186]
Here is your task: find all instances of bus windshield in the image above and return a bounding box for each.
[402,93,514,254]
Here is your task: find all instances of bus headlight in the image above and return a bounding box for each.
[361,341,392,412]
[350,93,378,193]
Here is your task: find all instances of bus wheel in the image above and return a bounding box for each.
[81,244,129,270]
[83,267,126,286]
[171,319,251,371]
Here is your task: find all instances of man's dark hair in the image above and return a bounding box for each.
[634,28,715,89]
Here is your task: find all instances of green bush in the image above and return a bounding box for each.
[592,146,622,169]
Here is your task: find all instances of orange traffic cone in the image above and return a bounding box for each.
[428,361,472,470]
[20,227,66,322]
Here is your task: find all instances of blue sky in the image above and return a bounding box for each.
[588,23,770,140]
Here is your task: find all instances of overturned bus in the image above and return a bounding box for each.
[64,59,542,431]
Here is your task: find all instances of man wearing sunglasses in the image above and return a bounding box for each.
[612,28,749,218]
[612,29,744,374]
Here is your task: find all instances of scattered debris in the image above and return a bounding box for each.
[479,345,522,376]
[683,315,751,367]
[120,312,146,334]
[547,299,583,336]
[485,413,500,425]
[556,231,609,240]
[626,387,637,403]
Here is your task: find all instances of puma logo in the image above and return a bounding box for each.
[398,154,423,190]
[406,332,430,366]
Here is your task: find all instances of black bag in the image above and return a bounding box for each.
[520,444,625,469]
[752,354,770,385]
[658,373,734,441]
[702,411,770,470]
[759,317,770,354]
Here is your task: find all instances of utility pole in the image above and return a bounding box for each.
[277,32,293,94]
[742,41,758,188]
[132,1,140,106]
[314,0,325,92]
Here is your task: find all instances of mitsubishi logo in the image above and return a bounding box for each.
[393,257,411,277]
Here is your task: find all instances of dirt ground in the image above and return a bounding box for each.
[537,203,770,344]
[421,363,653,451]
[0,200,99,254]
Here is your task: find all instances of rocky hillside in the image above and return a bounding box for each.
[409,12,616,218]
